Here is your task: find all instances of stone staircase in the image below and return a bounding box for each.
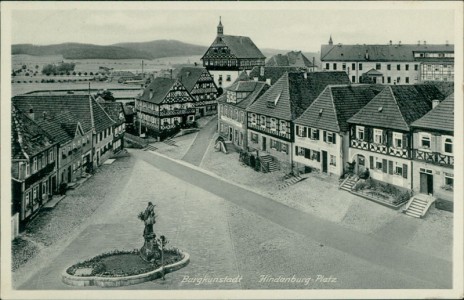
[279,175,307,190]
[403,194,435,218]
[339,174,358,192]
[260,155,279,172]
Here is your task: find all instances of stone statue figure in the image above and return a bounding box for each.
[143,202,156,237]
[139,202,160,262]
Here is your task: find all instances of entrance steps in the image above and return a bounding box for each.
[279,175,306,190]
[403,194,435,218]
[260,155,279,172]
[339,174,358,191]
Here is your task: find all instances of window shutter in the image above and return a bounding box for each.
[317,152,321,162]
[370,156,374,169]
[388,160,393,175]
[303,127,307,137]
[367,128,373,143]
[305,148,310,159]
[402,164,408,178]
[333,133,336,144]
[382,159,388,173]
[296,125,300,136]
[316,130,320,140]
[295,146,298,156]
[350,126,355,139]
[323,131,327,142]
[382,130,387,145]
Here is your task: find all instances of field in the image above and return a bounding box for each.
[11,54,202,96]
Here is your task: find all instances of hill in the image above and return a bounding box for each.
[12,40,207,60]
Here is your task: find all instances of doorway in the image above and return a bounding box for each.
[228,127,233,141]
[262,136,266,151]
[420,172,433,195]
[322,151,328,173]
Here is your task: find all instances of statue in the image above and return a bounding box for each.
[138,202,160,262]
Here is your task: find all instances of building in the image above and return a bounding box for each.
[266,51,317,71]
[410,93,454,208]
[12,94,117,169]
[347,85,445,190]
[217,80,269,150]
[246,71,350,172]
[176,66,219,117]
[248,66,303,86]
[11,105,58,233]
[293,85,381,176]
[321,38,454,84]
[100,102,127,153]
[36,112,91,187]
[201,18,266,89]
[136,77,196,138]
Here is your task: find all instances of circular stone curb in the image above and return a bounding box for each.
[62,251,190,287]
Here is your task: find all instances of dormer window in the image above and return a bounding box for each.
[356,126,365,140]
[279,120,287,133]
[270,118,277,131]
[260,115,266,127]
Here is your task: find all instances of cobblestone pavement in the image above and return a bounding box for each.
[13,149,451,291]
[200,146,453,261]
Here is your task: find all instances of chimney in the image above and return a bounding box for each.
[365,50,369,60]
[432,99,440,109]
[260,66,264,77]
[28,107,34,120]
[42,111,47,120]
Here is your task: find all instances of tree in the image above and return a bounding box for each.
[94,90,115,102]
[35,65,39,69]
[22,64,27,70]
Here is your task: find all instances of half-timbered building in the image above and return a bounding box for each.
[347,85,445,190]
[176,66,218,117]
[201,18,266,89]
[136,77,196,138]
[246,71,350,172]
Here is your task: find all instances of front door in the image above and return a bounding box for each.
[322,150,328,173]
[228,127,233,141]
[420,172,433,195]
[262,136,266,151]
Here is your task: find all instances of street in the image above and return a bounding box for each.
[15,149,451,290]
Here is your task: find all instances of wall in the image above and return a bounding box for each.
[412,161,453,202]
[248,129,292,172]
[209,70,241,88]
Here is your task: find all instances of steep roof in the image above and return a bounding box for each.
[100,102,126,125]
[175,67,207,92]
[411,93,454,132]
[233,71,251,83]
[295,85,381,132]
[139,77,177,104]
[204,34,265,59]
[11,105,55,160]
[248,66,303,85]
[266,51,315,68]
[217,81,269,110]
[348,85,445,131]
[321,43,454,62]
[36,111,81,145]
[247,71,350,121]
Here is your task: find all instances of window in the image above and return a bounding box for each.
[397,64,401,71]
[414,64,419,71]
[443,137,453,154]
[376,63,381,70]
[226,75,231,82]
[420,133,431,149]
[444,172,454,188]
[312,151,320,162]
[33,157,37,172]
[359,63,363,71]
[326,132,336,144]
[330,155,336,166]
[405,77,409,83]
[374,129,383,144]
[279,120,287,133]
[352,63,356,70]
[352,76,356,83]
[387,64,391,71]
[42,182,47,197]
[251,113,257,124]
[297,125,306,137]
[325,63,329,70]
[260,115,266,127]
[25,193,30,209]
[393,132,403,148]
[270,118,277,130]
[311,128,319,140]
[33,186,37,199]
[26,163,30,176]
[333,63,337,70]
[251,132,258,143]
[342,63,346,70]
[356,126,365,140]
[394,163,403,176]
[396,77,401,83]
[405,64,409,71]
[375,157,383,170]
[281,143,288,154]
[49,149,54,162]
[387,77,391,84]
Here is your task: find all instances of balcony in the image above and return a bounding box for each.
[351,139,410,158]
[351,139,369,150]
[412,149,454,167]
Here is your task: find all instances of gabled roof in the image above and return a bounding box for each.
[247,71,350,121]
[217,80,269,108]
[204,35,265,59]
[411,93,454,132]
[348,85,445,131]
[266,51,315,68]
[295,85,381,132]
[100,102,126,125]
[233,71,251,83]
[248,66,303,85]
[176,67,208,92]
[11,105,55,160]
[139,77,177,104]
[36,111,81,145]
[321,43,454,62]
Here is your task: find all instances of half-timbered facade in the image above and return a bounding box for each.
[294,85,380,176]
[136,77,196,137]
[11,106,58,232]
[176,67,218,117]
[217,80,269,150]
[246,71,350,172]
[347,85,445,189]
[201,18,266,89]
[410,93,454,207]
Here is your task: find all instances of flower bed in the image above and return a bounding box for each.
[66,248,182,277]
[352,178,413,208]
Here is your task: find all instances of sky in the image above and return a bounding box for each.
[9,2,457,53]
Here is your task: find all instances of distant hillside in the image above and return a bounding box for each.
[12,40,207,60]
[114,40,207,59]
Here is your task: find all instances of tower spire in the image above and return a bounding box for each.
[328,35,333,46]
[217,16,224,36]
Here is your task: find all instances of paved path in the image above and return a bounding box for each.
[134,150,452,288]
[181,118,217,166]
